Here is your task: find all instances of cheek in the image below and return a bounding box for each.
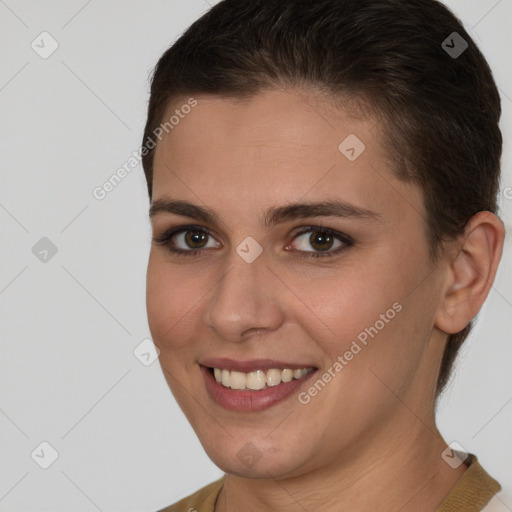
[146,252,199,351]
[320,286,436,407]
[292,264,400,351]
[301,254,424,375]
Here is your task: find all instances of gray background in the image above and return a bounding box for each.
[0,1,511,511]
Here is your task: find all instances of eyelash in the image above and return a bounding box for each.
[152,224,354,259]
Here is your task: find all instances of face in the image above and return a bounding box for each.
[146,88,449,479]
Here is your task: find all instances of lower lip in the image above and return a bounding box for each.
[200,365,317,412]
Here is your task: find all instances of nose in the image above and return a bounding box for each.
[204,251,285,343]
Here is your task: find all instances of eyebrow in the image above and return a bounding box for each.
[149,198,381,227]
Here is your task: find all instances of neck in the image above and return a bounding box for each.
[214,412,467,512]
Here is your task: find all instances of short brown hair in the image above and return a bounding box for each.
[141,0,502,396]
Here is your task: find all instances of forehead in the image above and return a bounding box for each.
[156,88,376,167]
[151,88,423,228]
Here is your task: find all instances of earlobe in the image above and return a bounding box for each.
[435,211,505,335]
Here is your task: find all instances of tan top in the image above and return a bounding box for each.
[157,454,501,512]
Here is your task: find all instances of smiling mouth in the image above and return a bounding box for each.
[207,367,315,391]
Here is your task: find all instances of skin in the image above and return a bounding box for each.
[146,88,504,512]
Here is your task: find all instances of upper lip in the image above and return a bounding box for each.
[200,358,317,373]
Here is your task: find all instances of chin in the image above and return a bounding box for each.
[204,441,309,480]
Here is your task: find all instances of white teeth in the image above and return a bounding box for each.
[281,369,293,382]
[266,368,282,387]
[212,367,313,390]
[230,371,247,390]
[246,370,266,390]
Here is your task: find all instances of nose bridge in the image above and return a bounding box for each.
[204,248,281,341]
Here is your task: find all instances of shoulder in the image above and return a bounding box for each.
[155,476,225,512]
[436,454,501,512]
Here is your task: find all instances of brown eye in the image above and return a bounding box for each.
[288,227,353,258]
[171,228,220,251]
[184,230,209,249]
[292,229,344,253]
[153,226,222,255]
[308,231,334,251]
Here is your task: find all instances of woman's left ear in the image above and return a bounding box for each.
[435,211,505,334]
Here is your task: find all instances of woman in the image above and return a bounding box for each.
[142,1,505,510]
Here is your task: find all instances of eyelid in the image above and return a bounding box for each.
[290,225,353,245]
[285,225,353,258]
[153,224,220,242]
[153,223,354,258]
[152,224,222,251]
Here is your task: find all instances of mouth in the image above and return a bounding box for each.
[199,358,318,412]
[208,366,314,391]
